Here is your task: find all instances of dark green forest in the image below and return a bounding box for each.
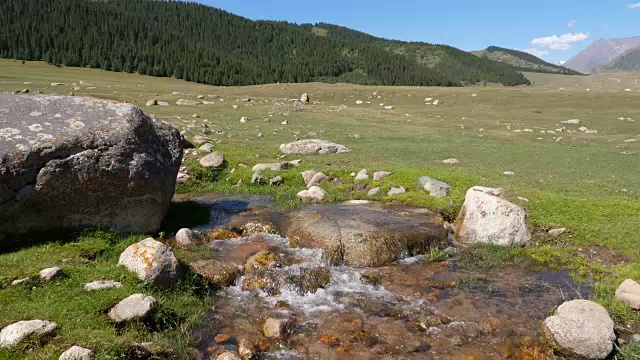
[482,46,583,75]
[0,0,531,86]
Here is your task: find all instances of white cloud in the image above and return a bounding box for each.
[628,3,640,8]
[531,32,589,51]
[568,20,576,27]
[523,48,549,57]
[557,61,567,65]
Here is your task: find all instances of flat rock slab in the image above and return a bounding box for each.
[279,139,350,154]
[0,94,182,241]
[84,280,122,291]
[108,294,157,324]
[0,320,57,348]
[283,202,447,267]
[543,300,615,359]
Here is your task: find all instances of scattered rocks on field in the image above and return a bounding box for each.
[251,172,267,185]
[84,280,122,291]
[373,171,392,181]
[176,99,200,106]
[263,318,292,339]
[108,294,157,324]
[59,345,94,360]
[543,300,615,359]
[455,186,530,246]
[280,139,350,154]
[199,152,225,168]
[616,279,640,309]
[367,187,380,196]
[252,160,302,172]
[297,186,326,201]
[387,187,406,196]
[269,176,283,186]
[118,238,180,288]
[548,228,566,237]
[0,320,57,348]
[418,176,450,197]
[354,169,369,182]
[40,267,64,281]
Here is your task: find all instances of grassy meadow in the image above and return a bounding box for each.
[1,60,639,358]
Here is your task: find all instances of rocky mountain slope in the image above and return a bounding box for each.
[564,36,640,73]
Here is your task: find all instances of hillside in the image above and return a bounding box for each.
[603,47,640,72]
[564,36,640,73]
[471,46,582,75]
[304,23,536,85]
[0,0,530,87]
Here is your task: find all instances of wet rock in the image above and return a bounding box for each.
[548,228,567,237]
[251,172,266,185]
[269,176,283,186]
[616,279,640,309]
[176,228,200,247]
[300,93,310,104]
[200,152,225,168]
[238,339,257,359]
[0,94,182,241]
[418,176,451,197]
[354,169,369,182]
[118,238,180,288]
[243,221,278,235]
[108,294,157,324]
[284,203,447,267]
[40,267,64,281]
[373,171,392,181]
[244,251,277,272]
[263,318,292,339]
[297,186,326,201]
[387,187,406,196]
[241,267,331,295]
[207,228,241,240]
[217,352,242,360]
[280,139,350,154]
[367,187,380,196]
[176,99,200,106]
[455,186,530,246]
[0,320,57,348]
[84,280,122,291]
[191,260,239,288]
[59,345,93,360]
[252,160,301,172]
[543,300,615,360]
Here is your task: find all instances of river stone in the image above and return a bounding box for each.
[0,320,57,348]
[0,94,182,241]
[418,176,451,197]
[284,202,447,267]
[200,152,224,168]
[616,279,640,309]
[191,259,239,288]
[84,280,122,291]
[108,294,157,324]
[263,318,292,339]
[455,186,530,246]
[543,300,615,359]
[40,267,64,281]
[280,139,350,154]
[297,186,325,201]
[241,267,331,295]
[175,228,200,247]
[217,352,241,360]
[118,238,180,288]
[59,345,93,360]
[244,251,277,272]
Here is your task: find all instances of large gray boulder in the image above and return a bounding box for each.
[283,202,447,267]
[0,320,57,348]
[0,94,182,241]
[118,238,180,288]
[455,186,530,246]
[279,139,350,155]
[543,300,616,359]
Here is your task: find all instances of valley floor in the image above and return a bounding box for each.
[0,60,639,358]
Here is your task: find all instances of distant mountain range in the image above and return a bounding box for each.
[471,46,582,75]
[564,36,640,73]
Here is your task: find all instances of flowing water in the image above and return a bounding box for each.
[175,195,591,359]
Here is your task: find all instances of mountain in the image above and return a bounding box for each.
[0,0,530,87]
[604,47,640,72]
[470,46,582,75]
[564,36,640,73]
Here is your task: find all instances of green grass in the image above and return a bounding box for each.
[1,60,639,357]
[0,231,211,359]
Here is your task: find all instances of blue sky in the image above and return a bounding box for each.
[199,0,640,63]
